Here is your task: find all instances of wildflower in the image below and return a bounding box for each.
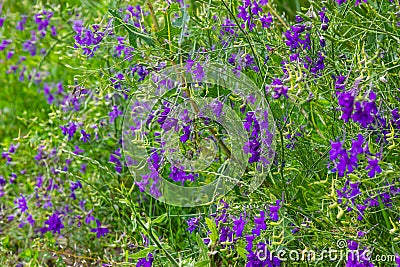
[365,156,381,177]
[187,217,200,233]
[109,105,123,124]
[233,213,246,237]
[269,199,281,221]
[136,253,154,267]
[338,92,355,122]
[267,78,289,99]
[352,101,377,128]
[180,125,191,143]
[16,15,28,30]
[252,210,267,236]
[91,220,109,238]
[318,8,329,31]
[44,213,64,234]
[15,194,28,213]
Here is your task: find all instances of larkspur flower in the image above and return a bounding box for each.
[252,210,267,236]
[109,105,123,124]
[136,253,153,267]
[338,92,355,122]
[365,156,382,177]
[187,217,201,233]
[91,219,109,238]
[15,194,28,213]
[352,100,377,128]
[233,213,246,237]
[43,213,64,234]
[319,8,329,31]
[267,78,289,99]
[269,199,281,221]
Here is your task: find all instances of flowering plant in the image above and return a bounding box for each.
[0,0,399,266]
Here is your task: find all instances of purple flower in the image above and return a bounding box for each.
[267,78,288,99]
[338,92,355,122]
[44,213,64,234]
[91,219,109,238]
[27,214,36,226]
[85,209,95,224]
[0,39,12,51]
[109,106,123,124]
[260,12,273,28]
[15,194,28,213]
[16,15,28,30]
[187,217,200,233]
[193,62,205,81]
[136,253,153,267]
[109,148,123,173]
[233,213,246,237]
[73,145,84,155]
[185,59,195,73]
[251,1,263,15]
[252,210,266,236]
[336,151,358,177]
[269,200,281,221]
[352,101,377,128]
[211,100,224,118]
[80,129,91,143]
[180,125,191,143]
[169,165,195,185]
[365,156,381,177]
[60,122,78,140]
[355,0,368,6]
[350,133,363,153]
[319,9,329,31]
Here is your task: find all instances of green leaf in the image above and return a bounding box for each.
[236,246,248,259]
[155,3,182,43]
[195,233,208,260]
[131,246,156,260]
[109,9,155,48]
[153,213,168,224]
[195,260,210,267]
[205,217,218,244]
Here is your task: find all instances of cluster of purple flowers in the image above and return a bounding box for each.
[345,240,374,267]
[2,143,19,165]
[186,199,282,266]
[34,9,54,37]
[73,20,107,57]
[336,177,400,221]
[243,111,262,163]
[131,64,150,81]
[266,78,288,99]
[237,0,272,31]
[329,134,381,177]
[169,165,197,185]
[228,52,260,76]
[283,22,311,51]
[185,58,205,82]
[136,151,162,198]
[335,76,378,128]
